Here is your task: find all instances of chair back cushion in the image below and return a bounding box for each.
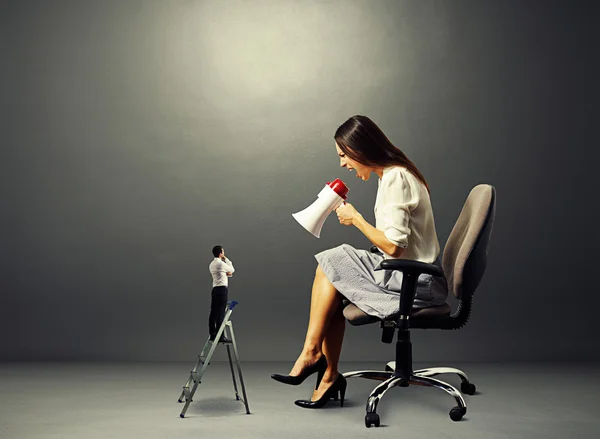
[442,185,496,299]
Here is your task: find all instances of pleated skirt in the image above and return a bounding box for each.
[315,244,448,319]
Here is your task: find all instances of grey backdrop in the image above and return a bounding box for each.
[1,0,597,362]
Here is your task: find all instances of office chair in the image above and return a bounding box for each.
[342,184,496,428]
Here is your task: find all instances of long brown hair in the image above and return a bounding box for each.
[334,115,430,193]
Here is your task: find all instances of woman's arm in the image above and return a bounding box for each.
[336,203,405,258]
[353,214,405,258]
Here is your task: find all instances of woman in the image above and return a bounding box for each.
[271,115,448,408]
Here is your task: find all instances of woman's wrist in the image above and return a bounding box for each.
[352,212,364,227]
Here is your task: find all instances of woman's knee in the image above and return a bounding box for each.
[315,264,340,297]
[315,264,326,277]
[315,264,335,285]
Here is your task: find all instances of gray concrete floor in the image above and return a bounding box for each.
[1,361,599,439]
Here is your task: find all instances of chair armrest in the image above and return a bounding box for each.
[374,259,443,329]
[370,245,381,254]
[375,259,443,277]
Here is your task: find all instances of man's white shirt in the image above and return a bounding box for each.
[209,257,235,287]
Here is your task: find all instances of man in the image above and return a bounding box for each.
[208,245,235,342]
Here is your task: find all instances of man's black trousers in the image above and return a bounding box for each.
[208,286,228,338]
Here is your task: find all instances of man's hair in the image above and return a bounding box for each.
[212,245,223,257]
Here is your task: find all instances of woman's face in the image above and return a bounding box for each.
[336,143,372,181]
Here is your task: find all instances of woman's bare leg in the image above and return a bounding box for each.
[311,302,345,400]
[289,264,343,376]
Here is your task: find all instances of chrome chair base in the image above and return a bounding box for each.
[343,363,475,428]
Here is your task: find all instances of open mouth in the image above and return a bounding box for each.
[347,167,361,178]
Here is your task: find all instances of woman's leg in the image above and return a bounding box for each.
[311,301,346,400]
[289,264,343,376]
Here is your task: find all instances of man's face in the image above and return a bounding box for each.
[220,249,225,259]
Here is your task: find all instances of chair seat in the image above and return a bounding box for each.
[343,302,452,328]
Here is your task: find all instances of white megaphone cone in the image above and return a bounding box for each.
[293,178,349,238]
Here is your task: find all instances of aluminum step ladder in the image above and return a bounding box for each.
[177,300,250,417]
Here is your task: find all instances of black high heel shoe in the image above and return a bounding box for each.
[294,374,347,409]
[271,355,327,389]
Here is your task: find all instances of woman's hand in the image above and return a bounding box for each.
[335,202,362,226]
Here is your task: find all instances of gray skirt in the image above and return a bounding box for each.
[315,244,448,319]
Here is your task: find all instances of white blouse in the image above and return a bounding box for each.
[374,166,440,263]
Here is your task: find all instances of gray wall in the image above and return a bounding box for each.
[2,0,597,362]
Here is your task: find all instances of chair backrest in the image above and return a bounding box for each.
[442,185,496,300]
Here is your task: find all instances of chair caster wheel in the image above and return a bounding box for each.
[449,406,466,421]
[179,414,184,418]
[461,382,476,395]
[177,399,183,403]
[365,412,380,428]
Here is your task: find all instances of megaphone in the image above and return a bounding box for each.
[292,178,349,238]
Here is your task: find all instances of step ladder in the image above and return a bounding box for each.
[177,300,250,417]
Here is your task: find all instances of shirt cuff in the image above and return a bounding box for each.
[384,228,408,248]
